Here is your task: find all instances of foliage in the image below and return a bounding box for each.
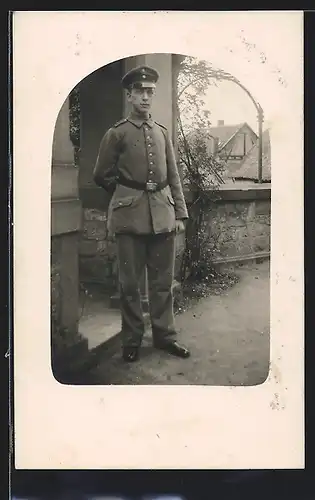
[69,86,81,165]
[177,56,237,131]
[176,56,237,283]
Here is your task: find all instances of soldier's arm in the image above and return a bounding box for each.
[93,127,120,194]
[164,129,189,220]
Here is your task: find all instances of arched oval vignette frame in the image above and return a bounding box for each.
[51,49,273,385]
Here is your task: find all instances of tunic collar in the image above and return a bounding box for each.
[127,111,154,128]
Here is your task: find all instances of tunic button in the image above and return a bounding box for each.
[149,161,154,165]
[149,153,153,156]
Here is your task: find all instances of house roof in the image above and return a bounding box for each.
[209,122,257,151]
[229,129,271,181]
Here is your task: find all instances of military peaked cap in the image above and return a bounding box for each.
[121,65,160,89]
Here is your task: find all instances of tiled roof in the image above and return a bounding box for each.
[209,122,257,150]
[229,129,271,181]
[209,123,243,147]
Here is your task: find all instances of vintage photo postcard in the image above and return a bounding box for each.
[13,11,304,469]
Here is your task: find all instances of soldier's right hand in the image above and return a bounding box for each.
[107,230,116,243]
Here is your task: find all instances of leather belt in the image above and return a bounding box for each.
[117,174,168,193]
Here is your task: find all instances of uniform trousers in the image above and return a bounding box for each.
[116,231,177,348]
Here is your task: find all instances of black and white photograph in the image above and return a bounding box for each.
[51,52,271,386]
[13,11,303,470]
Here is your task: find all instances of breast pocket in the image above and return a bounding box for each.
[109,194,144,233]
[111,196,140,210]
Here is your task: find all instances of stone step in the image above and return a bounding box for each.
[57,281,182,381]
[78,307,151,350]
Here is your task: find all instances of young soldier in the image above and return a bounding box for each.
[93,65,190,362]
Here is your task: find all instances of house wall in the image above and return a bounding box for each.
[51,97,88,379]
[220,127,257,158]
[219,125,258,178]
[79,59,124,203]
[78,59,124,286]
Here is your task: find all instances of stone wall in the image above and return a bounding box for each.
[78,186,270,289]
[51,236,62,337]
[79,208,117,289]
[201,185,271,264]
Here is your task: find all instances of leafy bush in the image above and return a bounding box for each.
[176,56,235,283]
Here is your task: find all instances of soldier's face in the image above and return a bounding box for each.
[127,87,155,114]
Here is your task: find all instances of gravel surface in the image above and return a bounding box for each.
[86,260,270,386]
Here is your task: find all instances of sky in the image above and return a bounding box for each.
[203,79,270,133]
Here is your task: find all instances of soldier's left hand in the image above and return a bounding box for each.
[175,219,185,233]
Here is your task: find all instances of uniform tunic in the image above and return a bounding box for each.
[93,112,189,235]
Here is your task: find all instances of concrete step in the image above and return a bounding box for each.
[57,281,182,381]
[79,307,151,350]
[79,280,181,350]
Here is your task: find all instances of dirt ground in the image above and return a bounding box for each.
[85,260,270,386]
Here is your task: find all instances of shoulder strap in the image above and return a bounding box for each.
[113,118,128,128]
[154,120,168,130]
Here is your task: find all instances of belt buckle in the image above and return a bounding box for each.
[146,181,157,192]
